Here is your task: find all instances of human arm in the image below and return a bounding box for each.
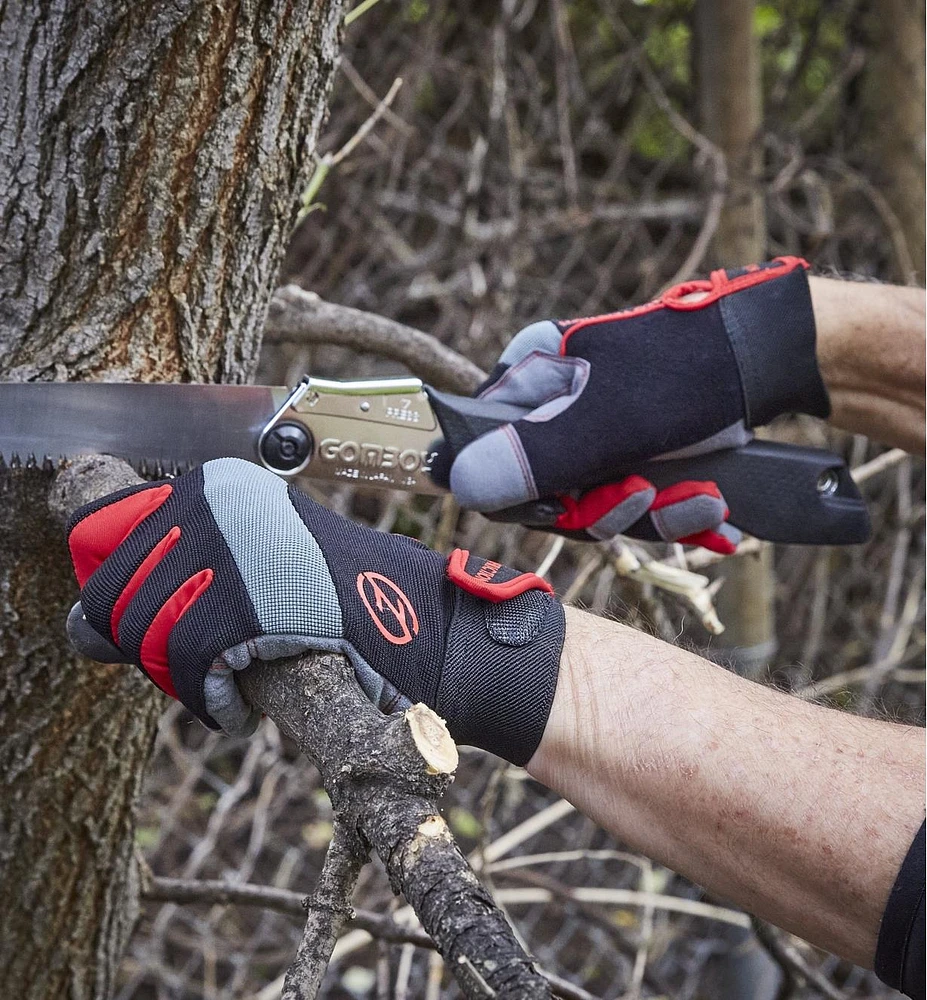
[67,463,923,978]
[527,606,926,969]
[811,276,926,452]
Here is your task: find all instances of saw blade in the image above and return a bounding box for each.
[0,382,284,472]
[0,381,447,495]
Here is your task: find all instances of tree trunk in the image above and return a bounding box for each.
[860,0,926,285]
[0,2,344,997]
[693,5,779,995]
[694,0,778,676]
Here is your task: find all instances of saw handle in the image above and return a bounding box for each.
[425,387,871,546]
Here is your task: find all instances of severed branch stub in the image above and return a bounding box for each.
[237,653,552,999]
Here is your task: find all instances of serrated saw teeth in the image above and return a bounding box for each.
[0,452,68,472]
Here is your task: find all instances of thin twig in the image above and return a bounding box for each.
[851,448,909,484]
[280,818,368,1000]
[751,916,847,1000]
[298,78,404,220]
[609,540,725,634]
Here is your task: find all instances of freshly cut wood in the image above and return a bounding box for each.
[406,702,459,775]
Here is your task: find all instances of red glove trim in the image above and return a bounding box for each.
[139,568,213,699]
[111,526,182,645]
[69,485,173,587]
[447,548,554,602]
[559,257,809,354]
[678,528,737,556]
[660,256,809,311]
[554,476,653,531]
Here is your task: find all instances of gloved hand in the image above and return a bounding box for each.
[66,458,564,765]
[437,257,830,553]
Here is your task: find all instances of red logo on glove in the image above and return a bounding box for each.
[356,572,420,646]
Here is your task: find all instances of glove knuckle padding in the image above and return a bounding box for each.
[650,492,727,542]
[586,486,656,540]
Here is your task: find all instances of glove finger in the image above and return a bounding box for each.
[647,481,741,554]
[554,477,657,539]
[479,349,588,413]
[448,353,590,511]
[66,601,126,663]
[678,522,742,555]
[203,666,262,737]
[476,320,564,396]
[67,480,175,587]
[648,481,728,542]
[205,635,331,737]
[449,424,540,510]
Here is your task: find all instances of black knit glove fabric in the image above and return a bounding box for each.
[66,459,564,765]
[439,257,829,550]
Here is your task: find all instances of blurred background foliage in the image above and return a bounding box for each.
[125,3,924,999]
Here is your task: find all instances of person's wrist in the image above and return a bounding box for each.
[808,276,850,398]
[526,606,623,779]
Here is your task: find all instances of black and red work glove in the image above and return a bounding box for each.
[437,257,830,554]
[65,459,563,765]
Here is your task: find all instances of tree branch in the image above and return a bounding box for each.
[265,285,486,394]
[237,654,552,999]
[281,816,368,1000]
[751,916,847,1000]
[144,875,599,1000]
[143,876,435,947]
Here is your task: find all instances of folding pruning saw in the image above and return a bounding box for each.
[0,376,871,545]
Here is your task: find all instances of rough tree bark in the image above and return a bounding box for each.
[859,0,926,285]
[693,0,778,676]
[0,2,344,997]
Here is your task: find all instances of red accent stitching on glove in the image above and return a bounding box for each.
[554,476,653,531]
[660,256,809,311]
[69,485,173,587]
[558,257,809,354]
[446,548,554,602]
[111,526,181,645]
[139,568,213,700]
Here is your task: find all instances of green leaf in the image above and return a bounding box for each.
[448,807,482,839]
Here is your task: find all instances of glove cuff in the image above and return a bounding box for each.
[717,258,831,425]
[438,588,564,766]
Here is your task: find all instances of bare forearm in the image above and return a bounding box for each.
[811,276,925,451]
[527,607,925,966]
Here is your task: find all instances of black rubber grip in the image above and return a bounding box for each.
[426,387,871,546]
